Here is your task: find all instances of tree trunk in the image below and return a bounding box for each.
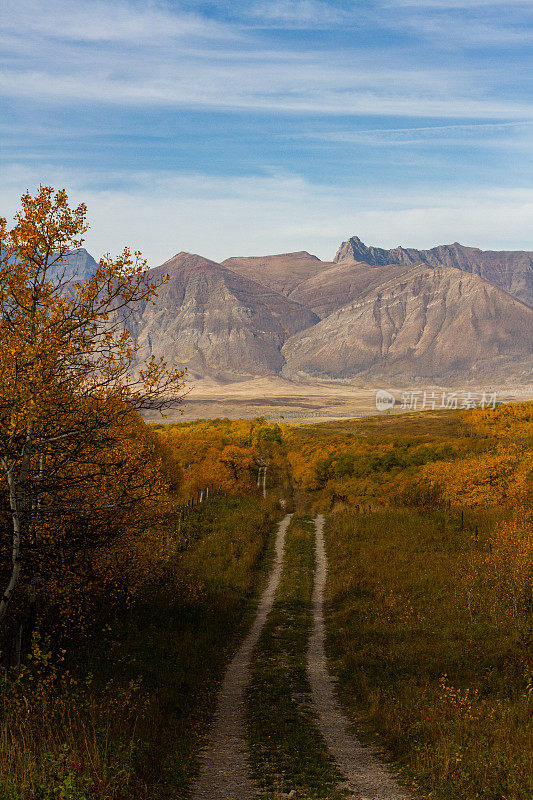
[0,469,23,625]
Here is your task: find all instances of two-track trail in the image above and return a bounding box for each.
[308,514,412,800]
[191,510,412,800]
[191,513,292,800]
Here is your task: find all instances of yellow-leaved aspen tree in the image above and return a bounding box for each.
[0,186,186,625]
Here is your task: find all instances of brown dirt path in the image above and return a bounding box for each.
[308,514,412,800]
[191,513,292,800]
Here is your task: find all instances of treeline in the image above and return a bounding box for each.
[153,417,288,499]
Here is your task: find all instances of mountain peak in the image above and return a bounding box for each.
[221,250,329,296]
[157,251,222,275]
[286,250,321,260]
[333,235,533,307]
[334,235,391,265]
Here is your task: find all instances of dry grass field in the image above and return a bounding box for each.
[142,376,533,424]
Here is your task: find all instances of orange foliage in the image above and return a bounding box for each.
[423,443,533,509]
[154,418,283,498]
[0,186,185,630]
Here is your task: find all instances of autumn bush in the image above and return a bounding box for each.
[153,417,287,500]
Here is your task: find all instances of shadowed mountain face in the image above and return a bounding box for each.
[335,236,533,307]
[124,252,319,379]
[281,266,533,384]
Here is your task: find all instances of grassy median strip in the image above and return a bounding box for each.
[247,514,346,800]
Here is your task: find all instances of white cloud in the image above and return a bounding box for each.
[2,0,234,43]
[2,163,532,265]
[306,120,533,148]
[246,0,533,48]
[397,16,531,47]
[2,0,531,118]
[248,0,348,27]
[1,57,531,119]
[379,0,532,46]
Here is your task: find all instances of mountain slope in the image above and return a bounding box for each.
[288,260,418,318]
[335,236,533,307]
[125,252,319,378]
[222,251,332,296]
[1,247,99,282]
[59,248,100,282]
[282,265,533,384]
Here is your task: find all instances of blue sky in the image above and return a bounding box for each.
[1,0,533,264]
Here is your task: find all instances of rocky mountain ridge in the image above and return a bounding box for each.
[57,237,533,386]
[334,236,533,307]
[282,264,533,384]
[123,251,318,379]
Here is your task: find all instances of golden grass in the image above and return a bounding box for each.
[325,508,533,800]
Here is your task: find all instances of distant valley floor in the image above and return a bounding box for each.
[142,376,533,424]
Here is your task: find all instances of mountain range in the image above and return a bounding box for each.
[64,237,533,386]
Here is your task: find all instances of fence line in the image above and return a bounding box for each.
[176,483,225,535]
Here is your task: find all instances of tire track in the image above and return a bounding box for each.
[308,514,412,800]
[191,513,292,800]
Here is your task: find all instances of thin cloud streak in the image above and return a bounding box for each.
[248,0,350,27]
[1,50,531,118]
[2,164,532,265]
[243,0,532,49]
[2,0,237,43]
[2,70,532,118]
[304,119,533,147]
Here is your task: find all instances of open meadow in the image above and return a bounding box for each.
[0,354,531,798]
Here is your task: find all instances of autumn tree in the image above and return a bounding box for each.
[0,186,185,625]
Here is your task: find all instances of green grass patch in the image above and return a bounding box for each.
[103,495,279,799]
[247,514,346,800]
[325,507,533,800]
